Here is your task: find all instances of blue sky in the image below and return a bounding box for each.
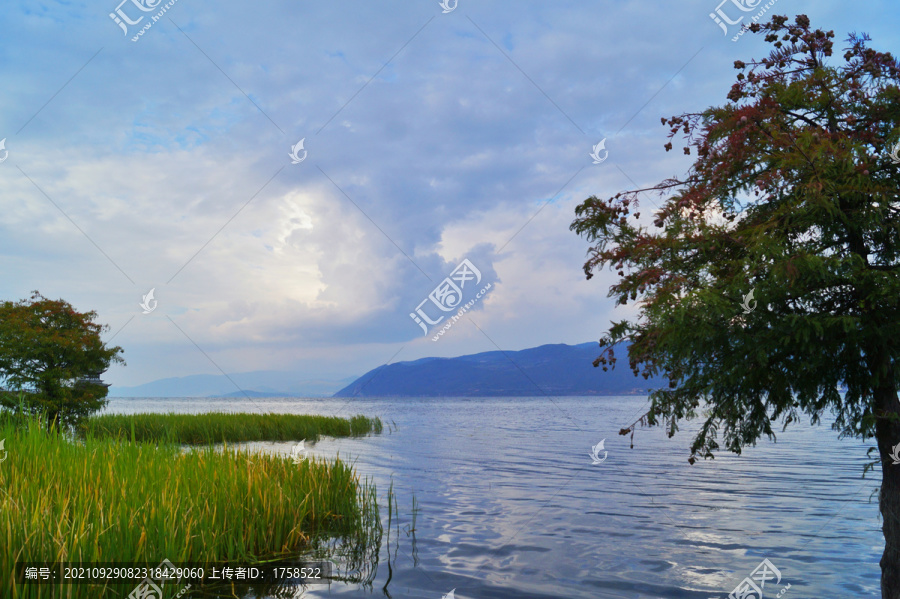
[1,0,896,387]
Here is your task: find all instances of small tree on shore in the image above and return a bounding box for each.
[571,15,900,597]
[0,291,124,430]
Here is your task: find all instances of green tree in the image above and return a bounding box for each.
[571,15,900,597]
[0,291,124,431]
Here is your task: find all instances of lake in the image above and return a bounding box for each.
[103,395,883,598]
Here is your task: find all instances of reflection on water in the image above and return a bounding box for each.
[105,396,883,598]
[177,520,388,598]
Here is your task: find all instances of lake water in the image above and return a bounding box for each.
[104,396,883,598]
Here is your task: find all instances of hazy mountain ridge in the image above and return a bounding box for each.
[109,371,356,398]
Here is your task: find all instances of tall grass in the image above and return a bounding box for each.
[78,412,383,444]
[0,415,382,598]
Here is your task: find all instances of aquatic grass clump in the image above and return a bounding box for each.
[0,415,381,598]
[79,411,383,444]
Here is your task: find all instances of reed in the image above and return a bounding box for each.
[0,415,381,598]
[78,411,383,444]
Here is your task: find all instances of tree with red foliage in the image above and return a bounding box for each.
[571,15,900,597]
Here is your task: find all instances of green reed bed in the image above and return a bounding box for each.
[1,416,381,598]
[78,411,383,445]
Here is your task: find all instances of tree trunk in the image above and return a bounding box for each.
[876,384,900,598]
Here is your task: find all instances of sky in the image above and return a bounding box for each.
[1,0,896,389]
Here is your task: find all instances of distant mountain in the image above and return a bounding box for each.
[334,342,666,397]
[215,389,305,398]
[110,371,356,398]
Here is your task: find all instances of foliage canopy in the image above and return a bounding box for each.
[0,291,124,429]
[572,15,900,462]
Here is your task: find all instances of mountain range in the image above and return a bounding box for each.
[334,342,665,397]
[110,343,665,398]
